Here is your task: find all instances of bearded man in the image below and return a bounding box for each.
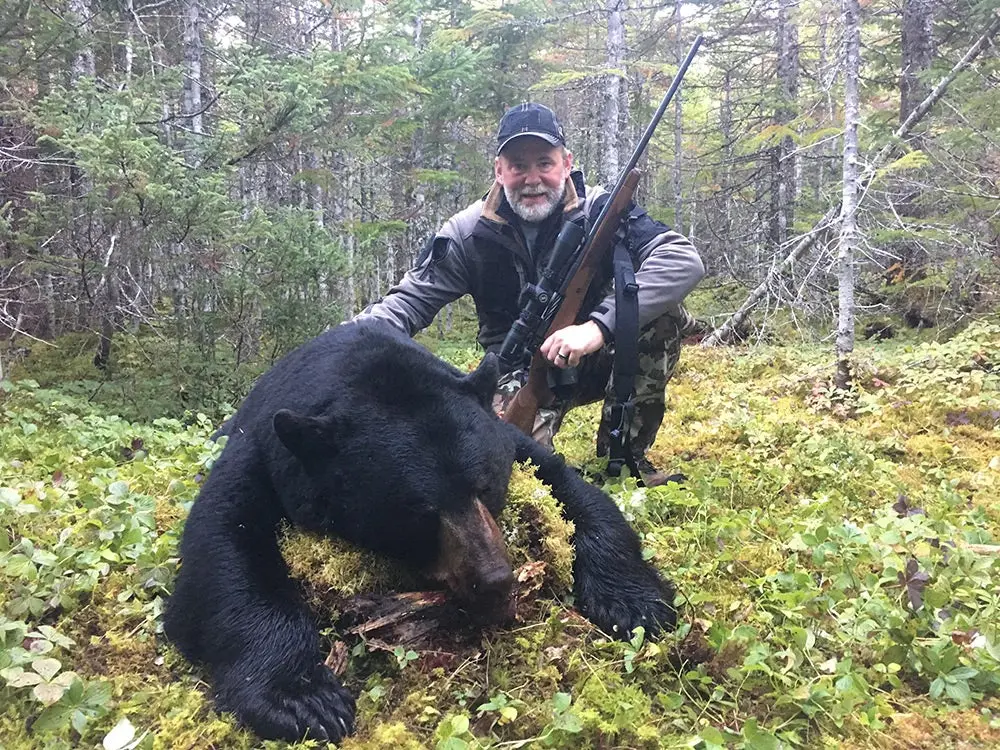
[355,103,704,486]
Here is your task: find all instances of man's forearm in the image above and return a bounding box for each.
[588,230,704,333]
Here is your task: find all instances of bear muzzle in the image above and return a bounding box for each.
[427,499,515,623]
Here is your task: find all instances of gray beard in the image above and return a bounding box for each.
[504,183,564,223]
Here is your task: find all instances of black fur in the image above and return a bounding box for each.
[164,319,674,742]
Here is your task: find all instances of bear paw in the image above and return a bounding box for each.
[574,549,676,639]
[219,663,356,742]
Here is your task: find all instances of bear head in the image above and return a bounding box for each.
[271,349,516,622]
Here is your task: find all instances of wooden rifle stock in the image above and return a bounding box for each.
[502,169,642,435]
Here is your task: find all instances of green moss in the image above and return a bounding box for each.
[500,462,576,590]
[280,527,419,603]
[341,721,427,749]
[574,670,655,745]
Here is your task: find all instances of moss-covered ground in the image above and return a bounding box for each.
[1,319,998,749]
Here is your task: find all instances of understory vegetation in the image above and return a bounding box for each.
[1,319,999,749]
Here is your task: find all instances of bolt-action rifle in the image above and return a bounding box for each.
[498,35,703,440]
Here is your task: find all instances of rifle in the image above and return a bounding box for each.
[498,35,703,438]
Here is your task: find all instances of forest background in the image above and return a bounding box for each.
[2,0,998,414]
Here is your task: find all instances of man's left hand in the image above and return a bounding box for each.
[540,321,605,369]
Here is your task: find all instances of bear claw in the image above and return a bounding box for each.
[221,664,356,742]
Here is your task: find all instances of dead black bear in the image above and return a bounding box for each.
[164,319,674,742]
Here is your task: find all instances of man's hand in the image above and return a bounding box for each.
[540,321,605,369]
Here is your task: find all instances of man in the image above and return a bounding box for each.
[356,103,704,486]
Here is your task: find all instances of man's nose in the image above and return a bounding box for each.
[523,167,542,184]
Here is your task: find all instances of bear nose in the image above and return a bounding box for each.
[475,564,515,601]
[468,564,515,622]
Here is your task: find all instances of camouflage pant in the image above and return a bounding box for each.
[493,312,686,456]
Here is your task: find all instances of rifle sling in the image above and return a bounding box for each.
[606,239,640,478]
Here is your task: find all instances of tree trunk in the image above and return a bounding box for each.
[835,0,861,391]
[122,0,134,80]
[672,0,683,227]
[68,0,106,361]
[895,0,936,280]
[183,0,204,138]
[771,0,799,251]
[601,0,625,184]
[900,0,935,125]
[69,0,95,81]
[93,234,120,371]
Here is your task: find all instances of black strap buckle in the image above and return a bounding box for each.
[605,398,636,477]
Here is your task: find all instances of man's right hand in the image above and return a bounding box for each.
[539,320,605,369]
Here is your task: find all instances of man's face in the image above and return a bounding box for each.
[494,137,573,223]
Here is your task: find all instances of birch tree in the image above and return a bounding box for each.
[835,0,861,390]
[772,0,799,251]
[182,0,205,143]
[601,0,625,184]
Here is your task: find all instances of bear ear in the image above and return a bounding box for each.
[463,353,499,408]
[273,409,337,463]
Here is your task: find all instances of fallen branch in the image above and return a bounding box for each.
[703,13,1000,347]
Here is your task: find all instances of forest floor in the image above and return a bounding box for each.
[0,319,998,749]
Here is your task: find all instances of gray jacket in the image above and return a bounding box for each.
[356,170,704,352]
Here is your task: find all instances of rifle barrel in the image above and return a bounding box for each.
[589,35,704,236]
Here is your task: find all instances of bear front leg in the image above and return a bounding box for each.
[165,464,355,742]
[507,426,676,637]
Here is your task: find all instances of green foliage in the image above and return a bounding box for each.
[13,332,261,422]
[0,379,224,741]
[874,149,933,182]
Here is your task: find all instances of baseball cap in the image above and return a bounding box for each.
[496,103,566,155]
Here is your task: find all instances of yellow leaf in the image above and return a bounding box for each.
[33,682,68,706]
[31,658,61,682]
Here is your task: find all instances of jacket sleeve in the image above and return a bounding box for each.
[352,234,470,337]
[587,206,704,336]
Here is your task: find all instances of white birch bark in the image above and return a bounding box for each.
[672,0,683,227]
[122,1,134,82]
[601,0,625,184]
[183,0,204,138]
[69,0,95,81]
[835,0,861,389]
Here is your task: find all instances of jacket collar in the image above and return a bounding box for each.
[480,169,585,225]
